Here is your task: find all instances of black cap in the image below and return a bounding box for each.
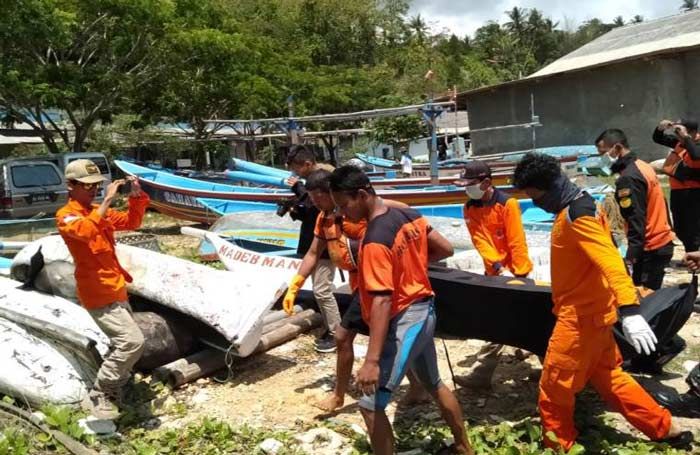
[460,161,492,180]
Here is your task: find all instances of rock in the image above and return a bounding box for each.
[30,411,46,423]
[350,423,366,436]
[78,416,117,435]
[259,438,284,454]
[196,378,209,385]
[294,428,347,455]
[476,398,486,408]
[489,414,505,423]
[190,390,209,405]
[141,418,160,430]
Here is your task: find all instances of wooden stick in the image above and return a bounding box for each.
[262,309,317,334]
[154,311,322,387]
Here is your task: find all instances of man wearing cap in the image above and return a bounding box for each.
[654,119,700,253]
[454,160,533,389]
[56,160,150,419]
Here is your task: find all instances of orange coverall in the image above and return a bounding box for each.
[540,194,671,450]
[56,194,150,309]
[462,189,533,276]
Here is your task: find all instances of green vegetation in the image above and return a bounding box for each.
[0,0,668,161]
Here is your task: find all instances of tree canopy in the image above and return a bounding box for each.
[0,0,661,154]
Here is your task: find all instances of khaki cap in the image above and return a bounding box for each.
[65,159,106,184]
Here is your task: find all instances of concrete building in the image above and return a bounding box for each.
[458,10,700,161]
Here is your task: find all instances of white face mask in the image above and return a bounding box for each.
[465,184,485,200]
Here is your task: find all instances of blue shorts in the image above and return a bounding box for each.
[358,298,443,411]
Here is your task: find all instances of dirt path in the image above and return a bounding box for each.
[137,213,700,452]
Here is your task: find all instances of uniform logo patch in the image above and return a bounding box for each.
[619,197,632,208]
[617,188,632,198]
[85,164,99,175]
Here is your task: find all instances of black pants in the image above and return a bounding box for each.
[632,241,674,290]
[670,188,700,253]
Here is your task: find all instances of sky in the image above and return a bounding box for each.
[409,1,686,37]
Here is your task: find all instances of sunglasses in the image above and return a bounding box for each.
[72,181,102,190]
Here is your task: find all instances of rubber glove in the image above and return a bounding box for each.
[621,314,657,356]
[283,274,306,315]
[501,269,515,278]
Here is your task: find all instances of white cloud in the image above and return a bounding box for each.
[409,0,683,36]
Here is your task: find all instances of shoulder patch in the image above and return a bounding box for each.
[617,188,632,198]
[619,197,632,209]
[567,193,597,222]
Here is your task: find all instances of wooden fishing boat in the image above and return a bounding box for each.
[115,160,501,224]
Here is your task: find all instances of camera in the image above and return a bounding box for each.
[276,181,309,221]
[118,180,132,195]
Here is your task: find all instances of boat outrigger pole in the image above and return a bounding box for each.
[420,100,445,185]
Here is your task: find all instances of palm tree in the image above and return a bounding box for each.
[408,14,428,44]
[681,0,699,11]
[504,7,527,39]
[613,16,625,27]
[631,15,644,24]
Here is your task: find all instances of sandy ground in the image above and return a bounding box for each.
[137,213,700,452]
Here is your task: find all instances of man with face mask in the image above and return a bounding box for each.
[595,129,674,291]
[513,153,692,451]
[453,161,534,388]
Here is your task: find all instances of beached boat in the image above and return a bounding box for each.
[12,235,284,356]
[115,160,492,223]
[0,276,108,405]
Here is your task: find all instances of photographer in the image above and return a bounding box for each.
[56,160,150,419]
[282,145,340,352]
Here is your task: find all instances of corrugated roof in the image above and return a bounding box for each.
[530,9,700,78]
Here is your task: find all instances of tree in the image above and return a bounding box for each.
[681,0,699,11]
[370,114,426,149]
[613,16,625,27]
[631,15,644,24]
[0,0,173,153]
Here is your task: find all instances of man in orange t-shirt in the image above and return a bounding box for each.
[56,159,149,420]
[329,165,474,455]
[282,169,428,412]
[454,160,533,389]
[513,153,691,451]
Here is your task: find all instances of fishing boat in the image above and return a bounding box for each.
[115,160,492,223]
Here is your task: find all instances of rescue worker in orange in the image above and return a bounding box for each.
[56,160,150,420]
[282,169,429,413]
[453,160,533,389]
[596,129,675,291]
[329,165,474,455]
[513,153,692,451]
[654,119,700,253]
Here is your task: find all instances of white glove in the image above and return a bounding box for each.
[621,314,657,356]
[501,270,515,278]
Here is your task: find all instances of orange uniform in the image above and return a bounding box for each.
[358,207,433,323]
[463,188,532,276]
[314,212,365,291]
[540,193,671,450]
[56,194,150,309]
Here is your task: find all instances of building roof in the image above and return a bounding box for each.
[452,9,700,98]
[530,9,700,78]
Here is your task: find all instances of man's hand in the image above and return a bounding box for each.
[286,176,299,187]
[658,119,674,131]
[622,314,657,355]
[674,124,689,138]
[356,360,380,395]
[128,176,143,197]
[104,179,125,204]
[684,252,700,272]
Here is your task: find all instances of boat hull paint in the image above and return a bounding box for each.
[12,236,280,356]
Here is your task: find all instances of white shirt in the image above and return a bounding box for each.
[400,154,412,174]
